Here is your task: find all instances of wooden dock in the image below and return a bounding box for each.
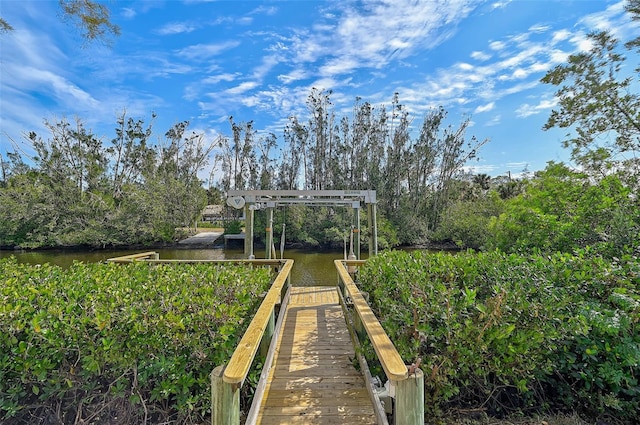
[106,254,424,425]
[253,286,376,424]
[210,259,424,425]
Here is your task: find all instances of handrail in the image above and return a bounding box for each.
[107,252,285,267]
[335,259,408,382]
[223,259,294,387]
[106,251,158,262]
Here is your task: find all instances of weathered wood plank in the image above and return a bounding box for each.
[265,379,365,390]
[252,286,377,425]
[257,414,376,424]
[262,388,371,400]
[260,405,376,415]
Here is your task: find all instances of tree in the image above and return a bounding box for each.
[108,111,155,200]
[0,18,13,33]
[488,162,639,255]
[1,1,120,45]
[542,3,640,188]
[227,117,256,190]
[256,133,277,189]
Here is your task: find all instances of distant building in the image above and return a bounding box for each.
[201,205,224,222]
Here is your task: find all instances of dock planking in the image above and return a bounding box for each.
[254,286,377,425]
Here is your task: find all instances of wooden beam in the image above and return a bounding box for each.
[334,260,408,382]
[106,251,158,262]
[223,259,294,386]
[244,285,291,425]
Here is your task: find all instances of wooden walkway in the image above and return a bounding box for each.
[254,286,377,424]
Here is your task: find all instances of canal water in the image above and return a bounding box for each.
[0,247,364,286]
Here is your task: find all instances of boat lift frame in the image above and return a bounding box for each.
[226,190,378,260]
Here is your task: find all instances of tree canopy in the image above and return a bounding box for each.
[542,3,640,188]
[1,0,119,45]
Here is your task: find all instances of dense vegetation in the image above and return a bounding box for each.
[0,259,272,423]
[0,94,487,250]
[359,250,640,424]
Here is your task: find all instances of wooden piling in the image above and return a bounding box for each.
[211,365,239,425]
[394,368,424,425]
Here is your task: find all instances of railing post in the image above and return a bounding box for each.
[211,366,240,425]
[394,369,424,425]
[260,309,275,358]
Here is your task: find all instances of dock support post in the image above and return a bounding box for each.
[265,207,274,259]
[394,368,424,425]
[353,206,361,260]
[368,203,378,256]
[211,366,239,425]
[244,205,255,259]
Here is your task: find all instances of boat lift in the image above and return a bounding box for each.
[226,190,378,259]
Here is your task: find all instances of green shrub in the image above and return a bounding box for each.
[358,250,639,422]
[224,220,243,235]
[432,194,503,250]
[0,258,272,423]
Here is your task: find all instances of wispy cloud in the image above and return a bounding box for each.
[157,21,198,35]
[471,51,491,61]
[176,41,240,60]
[226,81,260,95]
[474,102,495,114]
[515,98,557,118]
[491,1,512,10]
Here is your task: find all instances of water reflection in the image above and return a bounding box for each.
[0,247,359,287]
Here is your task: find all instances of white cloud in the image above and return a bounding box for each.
[485,114,502,126]
[176,41,240,60]
[250,5,278,16]
[515,98,557,118]
[571,33,593,52]
[278,69,308,84]
[252,55,281,80]
[491,0,512,10]
[157,22,197,35]
[489,40,506,51]
[287,0,479,81]
[529,24,550,33]
[471,51,491,61]
[121,8,136,19]
[551,29,572,43]
[474,102,495,114]
[226,81,260,95]
[320,58,360,76]
[203,74,237,84]
[457,62,475,71]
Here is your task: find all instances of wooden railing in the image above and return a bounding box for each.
[211,259,293,425]
[106,252,293,425]
[106,251,159,262]
[336,259,424,425]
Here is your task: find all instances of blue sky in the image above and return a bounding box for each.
[1,0,639,181]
